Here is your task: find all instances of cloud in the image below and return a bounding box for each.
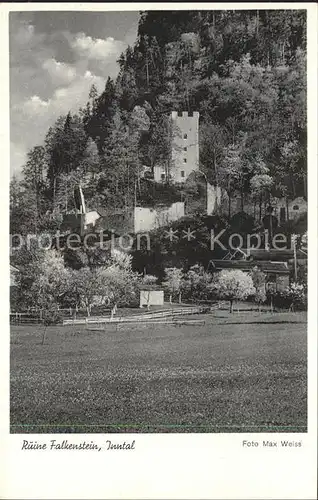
[13,22,36,46]
[22,95,49,115]
[49,71,105,113]
[10,15,132,175]
[18,71,105,116]
[42,58,77,85]
[10,20,54,69]
[12,72,105,163]
[70,33,126,61]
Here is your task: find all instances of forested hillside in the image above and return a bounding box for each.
[10,10,306,236]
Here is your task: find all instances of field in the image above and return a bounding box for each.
[10,309,307,433]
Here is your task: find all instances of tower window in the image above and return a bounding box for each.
[183,133,187,139]
[183,147,187,151]
[161,173,165,180]
[181,170,185,178]
[183,158,187,163]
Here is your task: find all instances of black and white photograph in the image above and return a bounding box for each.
[9,6,310,439]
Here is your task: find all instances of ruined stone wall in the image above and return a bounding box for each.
[134,202,185,233]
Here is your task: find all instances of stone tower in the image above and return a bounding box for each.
[170,110,199,183]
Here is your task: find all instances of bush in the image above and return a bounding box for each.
[267,283,307,311]
[42,307,62,326]
[285,283,307,310]
[182,265,216,303]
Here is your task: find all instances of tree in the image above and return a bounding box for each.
[84,77,118,152]
[140,274,158,309]
[68,257,138,317]
[219,143,243,217]
[10,243,46,310]
[89,83,99,106]
[116,64,139,111]
[80,138,100,181]
[92,109,144,209]
[182,264,215,302]
[140,111,176,186]
[199,122,227,185]
[21,145,48,230]
[68,267,100,316]
[250,266,266,311]
[10,176,35,235]
[250,173,274,220]
[280,140,305,199]
[11,10,307,242]
[250,158,274,221]
[162,267,184,303]
[98,252,140,318]
[45,113,88,206]
[32,250,71,309]
[40,297,62,345]
[215,270,255,312]
[142,274,158,285]
[19,249,66,343]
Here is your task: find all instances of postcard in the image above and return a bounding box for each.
[1,2,317,499]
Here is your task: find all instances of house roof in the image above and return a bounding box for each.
[240,249,307,261]
[140,285,164,291]
[210,260,290,274]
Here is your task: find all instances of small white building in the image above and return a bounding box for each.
[139,285,164,308]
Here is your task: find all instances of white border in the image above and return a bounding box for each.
[1,3,317,499]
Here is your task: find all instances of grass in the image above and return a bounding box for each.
[10,310,307,433]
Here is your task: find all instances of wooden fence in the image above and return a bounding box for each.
[63,303,224,326]
[11,302,227,326]
[10,307,88,324]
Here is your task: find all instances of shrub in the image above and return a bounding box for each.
[284,283,307,310]
[182,265,216,303]
[42,306,62,326]
[267,283,307,311]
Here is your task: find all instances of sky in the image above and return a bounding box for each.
[10,11,139,176]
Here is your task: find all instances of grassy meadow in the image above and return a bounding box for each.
[10,309,307,433]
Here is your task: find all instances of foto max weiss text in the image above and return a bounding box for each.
[242,440,302,448]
